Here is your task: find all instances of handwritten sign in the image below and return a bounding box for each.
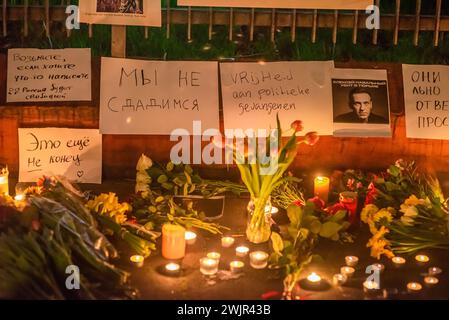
[79,0,161,27]
[19,128,102,183]
[178,0,372,9]
[220,61,334,135]
[7,48,91,103]
[100,58,220,135]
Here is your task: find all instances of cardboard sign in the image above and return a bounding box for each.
[178,0,372,9]
[19,128,102,184]
[220,61,335,135]
[79,0,161,27]
[332,68,391,137]
[403,64,449,140]
[7,48,91,103]
[100,58,220,135]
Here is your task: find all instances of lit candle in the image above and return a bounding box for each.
[428,267,442,276]
[371,263,385,273]
[424,276,439,287]
[200,257,219,276]
[185,231,197,245]
[249,251,269,269]
[333,273,348,286]
[391,256,406,268]
[305,272,322,288]
[221,236,235,248]
[407,282,422,293]
[314,176,330,203]
[265,206,279,215]
[162,224,186,260]
[339,192,358,224]
[415,255,430,265]
[207,252,221,261]
[130,255,144,268]
[363,280,380,293]
[236,246,250,257]
[14,194,25,201]
[230,261,245,273]
[340,266,355,278]
[345,256,359,267]
[165,262,181,275]
[0,166,9,196]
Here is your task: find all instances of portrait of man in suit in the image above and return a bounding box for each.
[334,87,389,124]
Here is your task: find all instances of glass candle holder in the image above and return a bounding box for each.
[314,176,330,203]
[407,282,422,293]
[339,192,358,224]
[236,246,249,257]
[345,256,359,267]
[391,256,406,268]
[428,267,442,276]
[185,231,197,245]
[306,272,322,288]
[0,165,9,196]
[130,255,145,268]
[424,276,439,287]
[333,273,348,286]
[340,266,355,278]
[162,224,186,260]
[363,280,380,293]
[207,252,221,261]
[249,251,269,269]
[415,254,430,265]
[221,236,235,248]
[230,261,245,274]
[200,257,219,276]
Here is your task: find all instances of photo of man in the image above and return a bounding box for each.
[334,87,389,124]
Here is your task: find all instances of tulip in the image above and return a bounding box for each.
[304,132,319,146]
[290,120,304,133]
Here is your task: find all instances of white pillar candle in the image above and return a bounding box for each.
[249,251,269,269]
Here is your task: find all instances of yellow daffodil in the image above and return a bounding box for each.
[367,226,394,260]
[361,204,379,224]
[373,207,395,224]
[86,193,131,225]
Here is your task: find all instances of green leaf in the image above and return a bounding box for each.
[157,175,168,183]
[319,221,342,238]
[270,232,284,254]
[287,205,303,227]
[389,165,401,177]
[166,162,174,172]
[329,210,347,223]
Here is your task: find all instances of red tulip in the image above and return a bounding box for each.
[304,132,319,146]
[291,120,304,133]
[308,196,325,210]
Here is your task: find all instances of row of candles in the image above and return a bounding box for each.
[129,224,270,276]
[303,253,442,294]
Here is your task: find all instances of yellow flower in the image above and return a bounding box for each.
[85,193,131,225]
[361,204,379,224]
[366,226,394,260]
[373,207,395,224]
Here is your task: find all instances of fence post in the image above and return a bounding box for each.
[111,26,126,58]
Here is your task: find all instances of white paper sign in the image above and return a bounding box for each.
[332,68,391,137]
[7,48,91,103]
[220,61,334,135]
[178,0,372,9]
[403,64,449,140]
[100,58,220,135]
[19,128,102,184]
[79,0,161,27]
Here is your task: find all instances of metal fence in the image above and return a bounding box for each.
[0,0,448,47]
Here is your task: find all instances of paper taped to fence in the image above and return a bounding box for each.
[178,0,372,9]
[79,0,161,27]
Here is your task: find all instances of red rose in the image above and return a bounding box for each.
[291,120,304,133]
[308,196,325,210]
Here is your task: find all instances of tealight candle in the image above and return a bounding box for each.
[391,256,406,268]
[14,194,25,201]
[340,266,355,278]
[314,176,330,203]
[363,280,380,293]
[407,282,422,293]
[165,262,181,275]
[230,261,245,273]
[221,236,235,248]
[424,276,439,287]
[162,224,186,260]
[130,255,144,268]
[428,267,442,276]
[207,252,221,261]
[236,246,250,257]
[0,166,9,196]
[306,272,322,288]
[415,255,430,265]
[333,273,348,286]
[345,256,359,267]
[371,263,385,273]
[185,231,197,245]
[249,251,269,269]
[200,257,219,276]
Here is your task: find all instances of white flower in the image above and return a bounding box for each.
[136,154,153,171]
